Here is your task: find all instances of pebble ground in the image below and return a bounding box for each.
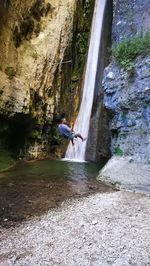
[0,191,150,266]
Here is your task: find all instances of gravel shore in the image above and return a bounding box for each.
[0,191,150,266]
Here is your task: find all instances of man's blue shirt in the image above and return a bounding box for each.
[58,124,72,138]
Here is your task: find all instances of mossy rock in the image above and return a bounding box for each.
[5,67,16,79]
[0,149,15,172]
[112,33,150,70]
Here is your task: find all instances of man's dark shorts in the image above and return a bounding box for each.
[63,132,77,140]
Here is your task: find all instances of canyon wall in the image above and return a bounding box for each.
[0,0,94,160]
[104,0,150,162]
[93,0,150,163]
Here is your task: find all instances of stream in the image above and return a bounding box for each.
[0,159,113,227]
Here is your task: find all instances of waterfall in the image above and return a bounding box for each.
[65,0,107,161]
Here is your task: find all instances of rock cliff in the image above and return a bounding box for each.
[0,0,94,161]
[98,0,150,193]
[101,0,150,163]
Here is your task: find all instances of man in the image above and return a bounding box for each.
[58,118,86,146]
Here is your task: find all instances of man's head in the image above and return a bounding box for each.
[61,118,67,124]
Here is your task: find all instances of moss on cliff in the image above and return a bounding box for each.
[13,0,53,48]
[0,149,15,172]
[67,0,95,118]
[113,33,150,70]
[72,0,95,78]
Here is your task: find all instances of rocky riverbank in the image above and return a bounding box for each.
[0,190,150,266]
[98,156,150,194]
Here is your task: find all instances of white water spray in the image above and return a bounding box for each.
[65,0,107,161]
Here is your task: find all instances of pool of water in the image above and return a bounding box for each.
[0,159,114,227]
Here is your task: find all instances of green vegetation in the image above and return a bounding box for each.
[138,127,146,136]
[143,103,149,108]
[76,32,89,54]
[120,133,127,139]
[121,111,128,119]
[30,130,41,140]
[84,0,90,16]
[0,88,4,96]
[51,126,62,144]
[76,32,89,68]
[5,67,16,79]
[127,9,134,22]
[114,146,124,156]
[31,51,38,60]
[0,149,15,172]
[121,60,135,73]
[111,180,121,187]
[72,0,94,77]
[113,33,150,71]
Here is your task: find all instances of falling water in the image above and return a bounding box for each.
[65,0,107,161]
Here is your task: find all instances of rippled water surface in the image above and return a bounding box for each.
[0,159,114,227]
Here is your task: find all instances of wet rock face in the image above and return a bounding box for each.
[0,0,94,159]
[0,0,77,159]
[102,0,150,162]
[113,0,150,44]
[0,0,76,117]
[103,56,150,162]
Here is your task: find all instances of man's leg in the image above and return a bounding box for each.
[71,138,74,146]
[76,134,86,141]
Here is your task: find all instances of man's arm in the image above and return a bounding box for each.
[64,124,72,132]
[70,121,74,130]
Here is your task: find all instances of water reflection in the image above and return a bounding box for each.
[0,159,114,227]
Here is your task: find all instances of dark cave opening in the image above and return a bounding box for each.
[0,113,36,158]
